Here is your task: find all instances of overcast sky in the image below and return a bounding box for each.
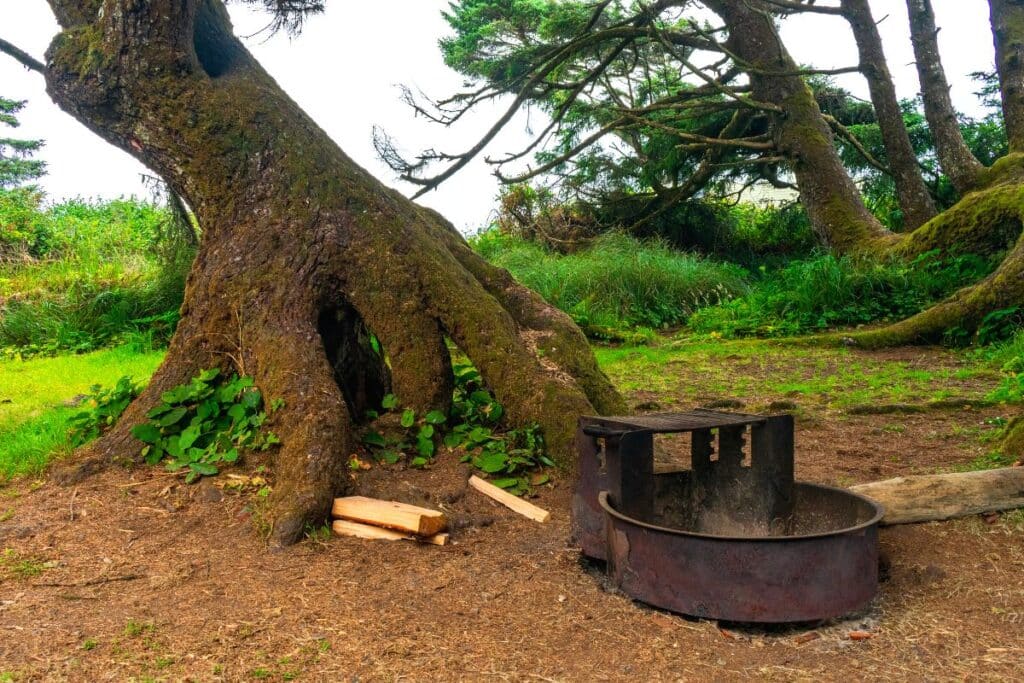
[1,1,998,231]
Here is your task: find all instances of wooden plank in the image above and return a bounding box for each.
[331,496,447,536]
[468,475,550,523]
[850,467,1024,525]
[331,519,448,546]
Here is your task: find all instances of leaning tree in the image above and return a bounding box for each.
[0,0,625,545]
[382,0,1024,347]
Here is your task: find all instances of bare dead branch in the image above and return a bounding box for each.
[0,37,45,73]
[822,113,891,175]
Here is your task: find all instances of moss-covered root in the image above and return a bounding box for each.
[999,415,1024,462]
[419,207,628,417]
[852,231,1024,347]
[892,156,1024,259]
[249,323,353,547]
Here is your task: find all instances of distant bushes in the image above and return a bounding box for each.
[690,251,995,338]
[472,230,748,336]
[495,185,817,267]
[473,225,998,343]
[0,190,190,355]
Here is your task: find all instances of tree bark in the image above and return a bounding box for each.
[841,0,937,229]
[42,0,624,545]
[989,0,1024,153]
[906,0,986,194]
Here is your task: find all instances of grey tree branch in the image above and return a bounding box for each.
[0,37,45,73]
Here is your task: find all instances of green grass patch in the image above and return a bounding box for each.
[594,337,998,410]
[689,251,995,338]
[0,346,163,481]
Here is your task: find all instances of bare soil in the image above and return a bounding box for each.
[1,345,1023,681]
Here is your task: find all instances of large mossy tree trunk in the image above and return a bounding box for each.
[704,0,1024,345]
[43,0,624,545]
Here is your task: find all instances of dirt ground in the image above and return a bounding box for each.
[1,345,1023,681]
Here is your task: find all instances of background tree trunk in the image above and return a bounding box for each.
[842,0,937,229]
[42,0,624,545]
[906,0,985,194]
[989,0,1024,153]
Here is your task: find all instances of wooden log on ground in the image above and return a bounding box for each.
[331,519,448,545]
[468,475,551,523]
[331,496,447,536]
[850,467,1024,525]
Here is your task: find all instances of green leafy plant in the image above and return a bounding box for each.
[360,362,552,495]
[67,376,142,447]
[129,368,281,483]
[361,395,446,467]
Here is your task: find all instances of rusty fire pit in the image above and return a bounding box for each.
[572,411,884,623]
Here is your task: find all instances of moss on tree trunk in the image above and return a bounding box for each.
[42,0,624,545]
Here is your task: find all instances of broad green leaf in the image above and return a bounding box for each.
[179,424,200,450]
[189,462,218,476]
[197,368,221,383]
[131,423,161,444]
[474,451,507,473]
[424,410,447,425]
[381,394,398,410]
[490,477,520,489]
[146,403,175,418]
[158,406,188,427]
[362,431,386,447]
[400,409,416,428]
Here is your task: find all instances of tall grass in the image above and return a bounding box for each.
[690,251,995,338]
[473,230,749,333]
[0,193,190,355]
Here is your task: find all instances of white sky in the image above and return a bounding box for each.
[0,1,999,231]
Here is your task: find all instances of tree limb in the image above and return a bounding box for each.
[822,113,891,175]
[0,37,45,73]
[761,0,846,15]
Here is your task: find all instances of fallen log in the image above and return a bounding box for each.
[331,496,447,536]
[850,467,1024,525]
[468,475,550,523]
[331,519,449,546]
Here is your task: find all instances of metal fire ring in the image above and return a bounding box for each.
[572,411,885,623]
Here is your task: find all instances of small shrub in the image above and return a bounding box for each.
[67,376,141,447]
[129,368,281,482]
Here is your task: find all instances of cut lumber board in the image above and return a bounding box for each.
[331,519,448,546]
[468,475,550,523]
[850,467,1024,525]
[331,496,447,536]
